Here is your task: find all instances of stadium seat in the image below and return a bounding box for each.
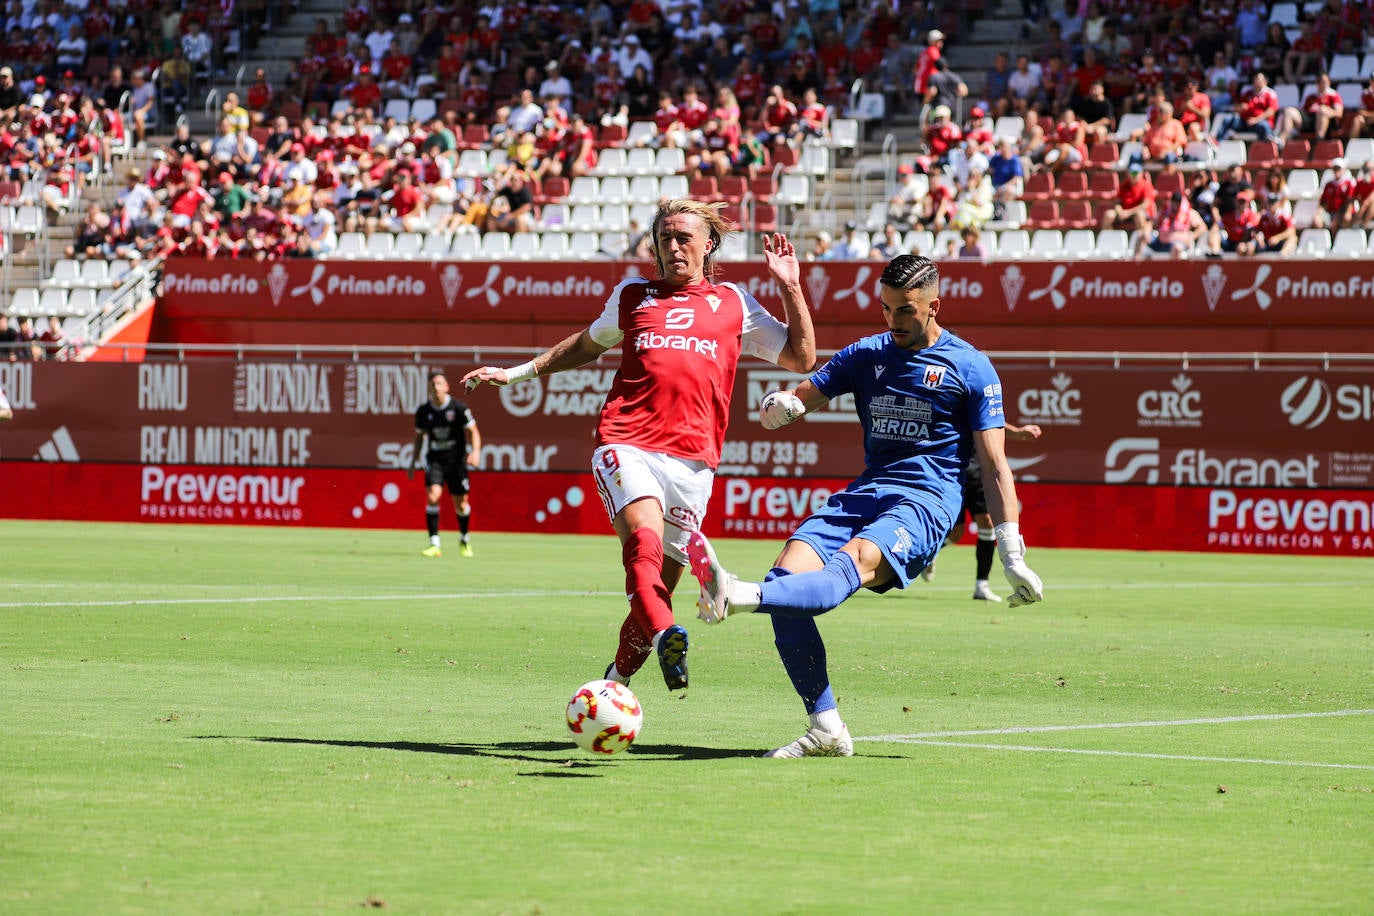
[480,232,512,258]
[1087,142,1119,169]
[334,232,366,259]
[800,145,829,176]
[65,288,97,317]
[1308,139,1345,170]
[538,232,570,259]
[450,232,481,258]
[1184,141,1213,165]
[597,123,628,148]
[1095,229,1129,258]
[992,116,1024,143]
[1344,138,1374,170]
[1297,227,1331,255]
[1212,140,1248,169]
[1057,170,1090,200]
[1278,139,1310,170]
[985,200,1027,230]
[510,231,539,259]
[933,229,961,253]
[1088,170,1119,200]
[565,176,600,205]
[1273,83,1300,111]
[592,147,628,177]
[626,121,657,147]
[38,287,68,316]
[654,147,686,175]
[535,175,569,205]
[996,229,1030,258]
[623,175,658,204]
[1153,171,1186,198]
[365,233,395,259]
[109,259,134,283]
[861,201,888,232]
[1292,198,1320,228]
[770,145,799,169]
[393,232,424,259]
[717,232,749,261]
[461,124,490,149]
[567,204,601,232]
[1245,141,1280,170]
[690,176,721,202]
[456,150,488,178]
[1287,168,1320,199]
[410,98,437,123]
[775,173,811,207]
[1268,2,1298,25]
[1029,229,1064,258]
[903,230,935,254]
[626,147,657,175]
[1063,229,1096,258]
[1108,113,1148,143]
[383,99,411,122]
[1021,171,1054,201]
[599,176,630,205]
[568,231,601,258]
[46,259,81,289]
[719,176,748,203]
[754,202,778,233]
[1331,228,1366,257]
[1025,199,1060,230]
[658,174,689,199]
[421,231,454,258]
[537,203,570,232]
[1060,200,1095,229]
[601,204,630,232]
[8,286,38,316]
[829,117,859,152]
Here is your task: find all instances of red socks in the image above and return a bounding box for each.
[614,528,674,677]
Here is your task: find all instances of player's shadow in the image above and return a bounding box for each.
[194,736,765,774]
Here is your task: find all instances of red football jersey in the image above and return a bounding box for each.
[588,278,789,468]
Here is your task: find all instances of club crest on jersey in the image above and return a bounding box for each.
[445,410,455,421]
[705,294,722,313]
[921,366,947,388]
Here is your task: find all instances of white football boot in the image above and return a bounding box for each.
[764,724,854,758]
[686,530,737,624]
[972,579,1003,601]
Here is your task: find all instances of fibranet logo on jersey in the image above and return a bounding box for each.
[344,364,432,415]
[233,364,333,414]
[633,330,718,358]
[1136,373,1202,428]
[1015,372,1082,426]
[0,363,35,409]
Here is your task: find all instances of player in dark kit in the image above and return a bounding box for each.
[410,370,482,557]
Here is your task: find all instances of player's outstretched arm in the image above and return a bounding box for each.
[762,233,816,374]
[759,379,827,430]
[974,427,1044,607]
[463,329,609,392]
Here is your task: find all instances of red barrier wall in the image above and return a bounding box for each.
[153,259,1374,353]
[2,462,1370,557]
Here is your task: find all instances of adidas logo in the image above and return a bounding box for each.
[35,426,80,462]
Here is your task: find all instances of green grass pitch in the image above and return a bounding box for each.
[2,519,1372,913]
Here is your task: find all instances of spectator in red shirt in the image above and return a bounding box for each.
[1174,77,1211,144]
[1042,107,1087,171]
[1352,162,1374,230]
[1349,74,1374,139]
[912,28,944,100]
[348,67,382,114]
[1315,158,1357,230]
[756,84,798,146]
[1215,198,1261,256]
[1283,21,1324,85]
[923,105,962,163]
[1297,72,1344,141]
[1101,162,1157,234]
[1255,193,1298,254]
[1135,100,1188,165]
[1217,71,1280,142]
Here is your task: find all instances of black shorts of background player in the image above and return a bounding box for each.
[924,422,1042,600]
[410,370,482,557]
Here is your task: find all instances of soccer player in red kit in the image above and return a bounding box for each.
[463,199,815,691]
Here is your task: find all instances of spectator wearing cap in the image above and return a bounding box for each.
[212,171,251,221]
[912,29,944,109]
[615,32,654,81]
[1255,193,1298,255]
[1314,159,1357,231]
[805,230,835,261]
[283,142,318,186]
[923,105,962,164]
[538,61,573,106]
[1101,162,1156,235]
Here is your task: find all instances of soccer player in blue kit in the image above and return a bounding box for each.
[686,253,1045,757]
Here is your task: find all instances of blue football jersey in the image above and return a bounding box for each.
[809,330,1004,512]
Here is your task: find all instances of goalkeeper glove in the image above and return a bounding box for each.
[994,522,1044,607]
[759,391,805,429]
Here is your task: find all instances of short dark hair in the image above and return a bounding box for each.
[880,254,939,293]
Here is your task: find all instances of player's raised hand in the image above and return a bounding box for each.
[762,233,800,288]
[461,366,511,392]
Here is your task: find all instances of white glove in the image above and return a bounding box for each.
[994,522,1044,607]
[759,391,805,429]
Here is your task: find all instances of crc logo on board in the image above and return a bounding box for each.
[1015,373,1082,426]
[1137,374,1202,428]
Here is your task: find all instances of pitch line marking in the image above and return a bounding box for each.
[880,740,1374,771]
[863,708,1374,741]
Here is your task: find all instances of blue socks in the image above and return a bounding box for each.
[766,566,840,715]
[758,551,863,617]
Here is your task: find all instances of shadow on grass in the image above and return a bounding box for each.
[193,736,771,772]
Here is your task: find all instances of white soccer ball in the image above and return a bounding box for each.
[565,679,643,755]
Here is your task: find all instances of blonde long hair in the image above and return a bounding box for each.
[650,198,734,279]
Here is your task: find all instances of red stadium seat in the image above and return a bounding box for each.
[1278,138,1310,170]
[690,176,721,201]
[721,202,744,229]
[462,124,490,149]
[1088,169,1119,200]
[753,202,778,233]
[719,176,748,203]
[1021,171,1054,200]
[1308,138,1344,170]
[1056,170,1089,199]
[771,145,799,169]
[1153,170,1185,198]
[1245,140,1279,170]
[535,175,569,204]
[1087,142,1119,168]
[1025,199,1060,230]
[750,175,776,203]
[598,123,627,148]
[1060,199,1095,229]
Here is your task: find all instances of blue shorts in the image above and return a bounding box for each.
[788,484,953,593]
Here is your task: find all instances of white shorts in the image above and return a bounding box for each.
[591,444,713,565]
